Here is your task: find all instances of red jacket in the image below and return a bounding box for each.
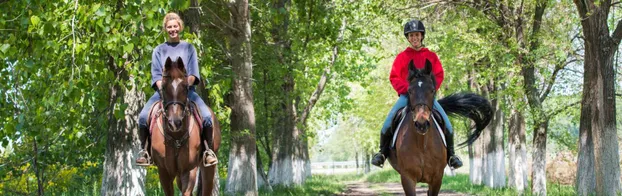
[390,47,444,95]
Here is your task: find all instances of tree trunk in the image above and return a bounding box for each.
[574,1,621,195]
[33,139,44,196]
[101,70,146,196]
[256,148,272,191]
[269,73,308,186]
[483,95,505,188]
[508,108,528,194]
[355,152,359,174]
[468,139,484,185]
[576,107,596,195]
[530,121,548,195]
[224,0,258,195]
[265,0,309,186]
[444,165,455,176]
[468,68,486,185]
[182,0,202,38]
[364,153,371,174]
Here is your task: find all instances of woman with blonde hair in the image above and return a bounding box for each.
[136,12,217,167]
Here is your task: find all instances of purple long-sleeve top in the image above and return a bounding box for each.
[151,41,200,90]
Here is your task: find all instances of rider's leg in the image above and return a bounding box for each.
[372,95,408,168]
[136,93,160,166]
[188,91,217,167]
[433,99,462,169]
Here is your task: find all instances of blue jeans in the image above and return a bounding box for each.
[138,90,213,130]
[380,95,453,135]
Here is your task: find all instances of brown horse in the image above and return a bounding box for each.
[149,57,221,196]
[387,60,492,195]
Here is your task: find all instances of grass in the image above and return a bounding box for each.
[49,169,576,196]
[260,173,362,196]
[362,169,577,196]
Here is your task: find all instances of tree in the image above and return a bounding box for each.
[0,0,167,194]
[435,1,578,194]
[508,105,528,193]
[221,0,259,195]
[250,0,380,186]
[573,0,621,195]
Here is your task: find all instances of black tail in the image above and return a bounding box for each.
[438,93,493,147]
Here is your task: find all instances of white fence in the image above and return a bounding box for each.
[311,161,378,175]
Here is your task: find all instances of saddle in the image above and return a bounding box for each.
[389,106,447,148]
[147,100,203,134]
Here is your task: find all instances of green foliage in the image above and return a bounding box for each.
[363,169,576,196]
[0,0,231,193]
[249,0,386,171]
[0,0,595,194]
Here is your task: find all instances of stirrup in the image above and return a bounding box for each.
[448,156,462,169]
[202,149,218,167]
[371,153,386,168]
[136,149,152,166]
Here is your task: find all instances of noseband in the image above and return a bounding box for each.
[162,99,190,120]
[410,103,432,135]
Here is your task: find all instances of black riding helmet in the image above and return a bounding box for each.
[404,19,425,40]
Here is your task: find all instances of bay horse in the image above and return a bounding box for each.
[387,60,493,195]
[149,57,221,196]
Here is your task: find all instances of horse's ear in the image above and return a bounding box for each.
[408,60,417,80]
[424,59,432,75]
[176,56,186,73]
[164,57,173,72]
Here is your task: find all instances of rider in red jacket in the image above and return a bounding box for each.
[390,47,444,94]
[371,19,463,169]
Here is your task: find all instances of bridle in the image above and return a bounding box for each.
[162,99,190,121]
[158,77,194,151]
[160,74,191,122]
[408,80,435,135]
[409,102,432,135]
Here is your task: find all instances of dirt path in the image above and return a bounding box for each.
[338,182,467,196]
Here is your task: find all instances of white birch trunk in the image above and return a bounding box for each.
[101,75,146,196]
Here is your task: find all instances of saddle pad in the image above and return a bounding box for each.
[147,101,203,134]
[391,108,447,148]
[148,101,163,135]
[189,101,203,130]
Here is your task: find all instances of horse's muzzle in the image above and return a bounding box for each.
[412,105,431,134]
[168,118,183,132]
[414,120,430,134]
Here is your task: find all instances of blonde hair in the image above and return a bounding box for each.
[162,12,184,32]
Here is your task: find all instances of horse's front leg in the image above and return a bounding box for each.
[179,167,199,196]
[427,173,443,196]
[157,168,176,196]
[400,175,417,196]
[201,165,217,196]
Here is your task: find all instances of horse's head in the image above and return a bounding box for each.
[407,59,436,135]
[161,56,190,133]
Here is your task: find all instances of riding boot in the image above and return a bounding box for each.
[136,126,152,166]
[202,124,218,167]
[371,130,391,168]
[445,129,462,169]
